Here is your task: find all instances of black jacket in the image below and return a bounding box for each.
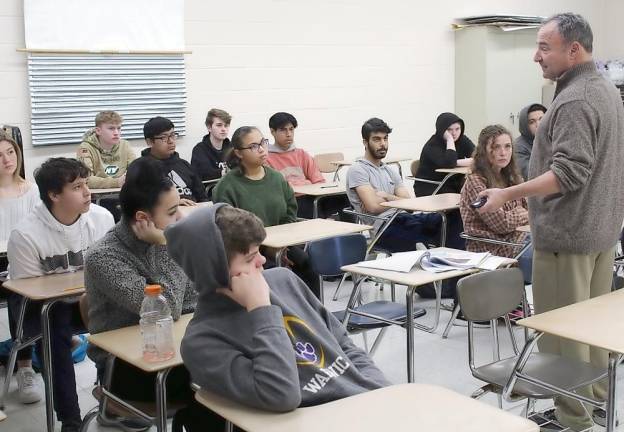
[140,148,208,202]
[414,112,475,196]
[191,134,231,181]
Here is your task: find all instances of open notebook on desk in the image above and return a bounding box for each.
[352,249,508,273]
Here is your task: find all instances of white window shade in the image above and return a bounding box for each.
[29,54,186,146]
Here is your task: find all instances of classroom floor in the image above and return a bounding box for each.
[0,279,619,431]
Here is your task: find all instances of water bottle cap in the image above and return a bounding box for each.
[144,284,162,295]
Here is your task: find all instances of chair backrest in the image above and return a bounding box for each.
[307,233,367,276]
[410,159,420,177]
[314,152,344,173]
[457,268,524,322]
[79,293,90,329]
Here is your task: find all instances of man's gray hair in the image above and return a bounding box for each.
[543,13,593,53]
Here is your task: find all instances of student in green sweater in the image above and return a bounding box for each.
[213,126,320,298]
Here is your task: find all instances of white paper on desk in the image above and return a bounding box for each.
[477,256,509,270]
[352,251,430,272]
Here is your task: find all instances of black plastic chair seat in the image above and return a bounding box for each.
[333,301,426,331]
[472,352,607,399]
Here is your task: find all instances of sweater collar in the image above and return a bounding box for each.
[114,217,153,254]
[554,61,597,98]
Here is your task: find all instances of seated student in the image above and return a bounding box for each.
[166,204,390,412]
[191,108,232,182]
[346,118,442,253]
[212,126,321,298]
[266,112,349,219]
[77,111,136,189]
[84,157,202,428]
[7,157,114,432]
[0,132,41,404]
[413,112,475,197]
[514,103,546,180]
[77,111,136,221]
[141,116,207,205]
[459,125,532,280]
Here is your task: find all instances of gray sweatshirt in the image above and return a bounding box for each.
[528,61,624,253]
[84,218,197,365]
[165,203,389,412]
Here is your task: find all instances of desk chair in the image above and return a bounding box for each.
[308,233,426,355]
[442,233,532,339]
[313,152,344,181]
[408,160,444,194]
[334,207,400,301]
[458,268,607,421]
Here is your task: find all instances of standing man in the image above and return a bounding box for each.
[478,13,624,431]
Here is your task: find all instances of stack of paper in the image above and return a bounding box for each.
[352,250,508,273]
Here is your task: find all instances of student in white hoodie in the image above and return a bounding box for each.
[7,157,113,432]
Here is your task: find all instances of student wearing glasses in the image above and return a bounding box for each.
[213,126,321,298]
[140,117,207,205]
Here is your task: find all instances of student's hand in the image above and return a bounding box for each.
[443,130,455,145]
[477,188,508,213]
[179,198,196,207]
[116,174,126,187]
[131,219,167,245]
[217,269,271,312]
[375,190,391,201]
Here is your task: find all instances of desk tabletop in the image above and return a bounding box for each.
[516,225,530,233]
[518,289,624,354]
[380,193,461,212]
[178,201,213,218]
[262,219,372,249]
[195,383,537,432]
[2,271,84,301]
[342,247,515,287]
[292,183,346,196]
[202,179,220,185]
[330,157,409,167]
[90,187,122,195]
[88,313,192,373]
[435,167,471,175]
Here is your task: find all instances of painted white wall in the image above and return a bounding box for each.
[0,0,612,179]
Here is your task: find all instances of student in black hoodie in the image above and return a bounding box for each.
[413,112,475,197]
[191,108,232,181]
[141,116,207,205]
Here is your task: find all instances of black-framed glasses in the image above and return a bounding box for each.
[240,139,268,153]
[154,132,180,142]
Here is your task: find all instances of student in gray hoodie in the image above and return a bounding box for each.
[513,103,546,180]
[166,204,389,412]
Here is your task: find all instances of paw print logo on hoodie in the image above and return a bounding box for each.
[283,316,325,368]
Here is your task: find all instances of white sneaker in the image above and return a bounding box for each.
[16,367,42,404]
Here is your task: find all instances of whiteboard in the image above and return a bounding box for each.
[24,0,184,51]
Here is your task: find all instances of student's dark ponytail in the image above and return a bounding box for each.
[225,126,260,174]
[119,157,174,220]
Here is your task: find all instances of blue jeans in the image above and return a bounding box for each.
[376,212,443,253]
[517,237,534,284]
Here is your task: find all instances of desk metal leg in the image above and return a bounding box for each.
[155,369,171,432]
[312,197,320,219]
[431,173,454,195]
[406,286,416,383]
[439,212,447,247]
[0,296,33,409]
[41,299,60,432]
[275,249,284,267]
[606,353,619,432]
